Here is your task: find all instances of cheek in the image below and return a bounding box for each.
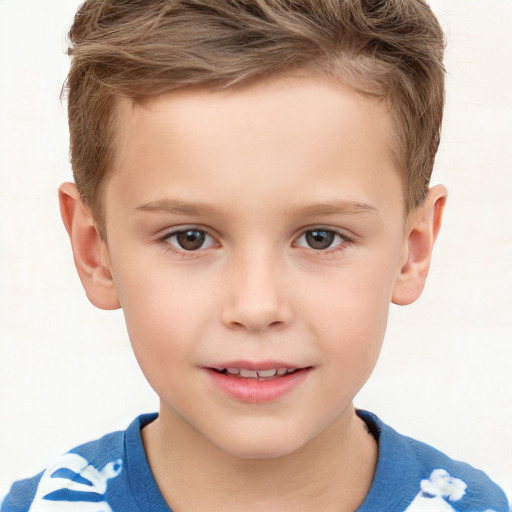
[112,261,214,380]
[312,290,388,407]
[306,256,395,325]
[302,253,398,367]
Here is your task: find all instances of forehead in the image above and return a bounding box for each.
[118,74,393,150]
[108,74,403,221]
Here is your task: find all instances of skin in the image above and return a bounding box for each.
[59,74,446,511]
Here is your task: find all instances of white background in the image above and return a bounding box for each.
[0,0,511,502]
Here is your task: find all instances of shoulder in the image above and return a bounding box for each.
[402,435,509,511]
[357,410,510,512]
[0,414,156,512]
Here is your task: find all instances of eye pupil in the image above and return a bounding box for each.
[305,230,335,250]
[177,230,206,250]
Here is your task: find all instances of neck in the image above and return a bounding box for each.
[142,403,378,512]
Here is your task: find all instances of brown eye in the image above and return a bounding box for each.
[296,229,346,251]
[166,229,215,251]
[305,230,335,250]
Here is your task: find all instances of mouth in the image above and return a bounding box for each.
[204,363,311,403]
[211,367,302,381]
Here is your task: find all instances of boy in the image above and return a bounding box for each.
[1,0,509,511]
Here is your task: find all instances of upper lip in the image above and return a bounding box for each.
[206,360,307,372]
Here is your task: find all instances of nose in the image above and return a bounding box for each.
[220,249,293,332]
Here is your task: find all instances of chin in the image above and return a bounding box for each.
[208,426,312,461]
[222,442,298,460]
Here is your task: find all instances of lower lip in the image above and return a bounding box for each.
[205,368,311,404]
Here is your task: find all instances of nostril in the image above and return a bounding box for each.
[221,292,293,332]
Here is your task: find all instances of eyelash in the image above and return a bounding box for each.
[294,228,350,254]
[157,227,218,255]
[157,226,352,256]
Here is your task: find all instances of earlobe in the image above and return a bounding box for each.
[392,185,447,306]
[59,182,121,310]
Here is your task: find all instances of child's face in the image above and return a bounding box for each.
[99,75,409,458]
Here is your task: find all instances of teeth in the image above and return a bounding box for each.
[222,367,297,378]
[257,369,277,378]
[239,369,259,378]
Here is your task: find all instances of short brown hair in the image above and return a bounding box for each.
[65,0,445,233]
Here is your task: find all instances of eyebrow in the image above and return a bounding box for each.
[136,198,378,218]
[290,201,379,217]
[136,199,225,217]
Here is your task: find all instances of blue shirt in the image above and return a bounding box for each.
[2,410,509,511]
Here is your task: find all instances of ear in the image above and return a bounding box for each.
[59,182,121,310]
[392,185,447,306]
